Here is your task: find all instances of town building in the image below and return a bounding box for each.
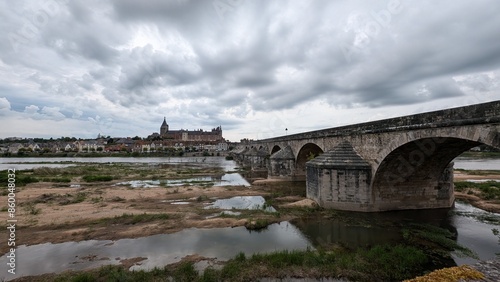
[157,118,223,143]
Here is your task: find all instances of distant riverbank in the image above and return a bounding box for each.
[1,151,229,158]
[458,151,500,158]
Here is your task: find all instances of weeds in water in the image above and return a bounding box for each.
[404,223,478,259]
[244,218,272,231]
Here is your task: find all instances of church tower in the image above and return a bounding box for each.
[160,117,169,136]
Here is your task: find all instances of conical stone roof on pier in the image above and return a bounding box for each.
[306,141,370,169]
[270,145,294,160]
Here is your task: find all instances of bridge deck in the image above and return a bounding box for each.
[258,100,500,142]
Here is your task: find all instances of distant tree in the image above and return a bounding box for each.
[97,147,103,152]
[132,136,142,140]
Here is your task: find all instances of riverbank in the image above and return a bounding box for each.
[1,161,499,281]
[454,169,500,213]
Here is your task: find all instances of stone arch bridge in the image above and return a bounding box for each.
[232,101,500,212]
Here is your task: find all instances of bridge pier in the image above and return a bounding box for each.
[306,142,372,211]
[268,145,298,180]
[247,147,269,171]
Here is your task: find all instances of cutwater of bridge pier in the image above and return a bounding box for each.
[232,100,500,212]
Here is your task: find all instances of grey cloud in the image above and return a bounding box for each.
[0,97,11,111]
[24,105,40,114]
[1,0,500,139]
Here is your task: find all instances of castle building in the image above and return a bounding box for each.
[158,117,223,142]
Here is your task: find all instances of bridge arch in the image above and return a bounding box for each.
[371,136,490,211]
[270,145,282,155]
[296,143,324,178]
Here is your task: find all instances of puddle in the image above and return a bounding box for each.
[115,173,250,188]
[205,196,276,212]
[0,222,311,281]
[170,201,190,205]
[116,180,161,188]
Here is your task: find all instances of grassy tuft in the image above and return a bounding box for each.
[82,175,113,182]
[455,181,500,200]
[96,213,171,225]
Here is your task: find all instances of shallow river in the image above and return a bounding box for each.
[1,156,499,280]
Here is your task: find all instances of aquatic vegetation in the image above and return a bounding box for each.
[403,223,478,259]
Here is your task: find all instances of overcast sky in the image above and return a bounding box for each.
[0,0,499,142]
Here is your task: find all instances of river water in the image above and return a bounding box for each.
[1,156,499,280]
[1,155,498,171]
[0,156,239,171]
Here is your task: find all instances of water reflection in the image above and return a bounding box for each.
[0,222,311,281]
[293,218,403,249]
[205,196,276,212]
[293,202,499,266]
[452,202,500,265]
[0,157,239,171]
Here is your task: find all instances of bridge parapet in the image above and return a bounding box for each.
[254,100,500,143]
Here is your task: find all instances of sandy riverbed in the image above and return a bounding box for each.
[1,169,498,255]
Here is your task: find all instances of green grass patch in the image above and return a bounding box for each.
[454,181,500,200]
[96,213,171,225]
[244,218,273,230]
[0,170,39,189]
[50,177,72,183]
